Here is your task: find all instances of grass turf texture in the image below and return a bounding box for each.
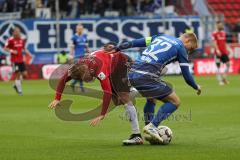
[0,75,239,160]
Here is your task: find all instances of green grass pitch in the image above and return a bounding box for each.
[0,75,239,160]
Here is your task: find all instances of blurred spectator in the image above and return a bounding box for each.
[57,50,69,64]
[112,0,127,16]
[128,0,141,15]
[6,0,15,12]
[68,0,78,18]
[0,0,180,18]
[17,0,27,12]
[0,0,6,12]
[59,0,68,18]
[185,25,194,33]
[140,0,154,14]
[22,3,34,18]
[92,0,106,16]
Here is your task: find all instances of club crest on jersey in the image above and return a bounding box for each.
[98,72,106,80]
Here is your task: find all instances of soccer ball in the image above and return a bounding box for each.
[144,125,173,145]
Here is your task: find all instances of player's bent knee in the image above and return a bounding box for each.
[164,92,181,108]
[147,98,156,104]
[172,97,181,108]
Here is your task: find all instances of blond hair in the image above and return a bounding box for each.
[68,63,87,80]
[182,33,198,49]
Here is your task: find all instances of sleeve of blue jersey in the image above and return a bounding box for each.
[178,47,198,90]
[118,38,147,50]
[180,65,198,90]
[71,36,75,44]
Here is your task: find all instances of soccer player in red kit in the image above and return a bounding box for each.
[212,21,231,85]
[4,27,32,95]
[48,44,143,145]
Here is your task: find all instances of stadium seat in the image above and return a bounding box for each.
[207,0,240,24]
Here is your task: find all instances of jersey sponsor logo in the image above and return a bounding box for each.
[98,72,106,80]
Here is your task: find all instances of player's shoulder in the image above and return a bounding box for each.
[72,34,77,39]
[7,36,14,41]
[153,34,179,45]
[212,30,220,36]
[90,49,105,56]
[21,38,26,43]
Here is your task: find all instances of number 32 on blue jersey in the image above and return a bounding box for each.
[141,38,172,62]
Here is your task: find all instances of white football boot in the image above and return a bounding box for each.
[122,134,143,145]
[143,123,163,143]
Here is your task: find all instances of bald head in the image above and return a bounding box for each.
[76,24,84,35]
[179,33,198,53]
[12,27,21,38]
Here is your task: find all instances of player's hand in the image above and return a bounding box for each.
[48,100,60,109]
[216,50,221,56]
[69,54,74,60]
[10,49,18,55]
[197,85,201,95]
[90,115,105,126]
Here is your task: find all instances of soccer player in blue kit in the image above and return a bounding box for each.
[70,24,89,91]
[117,33,202,143]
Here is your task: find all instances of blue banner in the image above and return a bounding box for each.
[0,17,202,64]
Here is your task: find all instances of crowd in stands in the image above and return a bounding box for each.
[0,0,181,18]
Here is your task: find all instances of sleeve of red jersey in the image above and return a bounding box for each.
[99,75,112,116]
[55,72,72,101]
[211,32,216,41]
[4,38,12,48]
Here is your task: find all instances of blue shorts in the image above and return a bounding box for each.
[128,72,173,100]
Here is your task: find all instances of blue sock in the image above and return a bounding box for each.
[152,102,177,127]
[71,79,78,86]
[144,99,156,125]
[79,80,83,87]
[79,80,84,91]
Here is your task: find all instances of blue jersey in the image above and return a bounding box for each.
[120,34,198,90]
[71,34,88,58]
[135,34,189,72]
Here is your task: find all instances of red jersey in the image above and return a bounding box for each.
[5,36,26,63]
[55,49,127,116]
[212,31,228,55]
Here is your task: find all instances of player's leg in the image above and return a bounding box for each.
[143,92,180,143]
[79,80,85,92]
[70,79,78,90]
[221,55,230,84]
[129,75,173,143]
[14,71,22,94]
[151,92,180,127]
[143,98,156,125]
[12,63,23,95]
[118,92,143,145]
[215,55,224,85]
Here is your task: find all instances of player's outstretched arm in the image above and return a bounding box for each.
[48,72,71,109]
[24,48,32,56]
[90,77,112,126]
[117,37,152,50]
[4,40,18,54]
[177,46,201,95]
[180,65,201,95]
